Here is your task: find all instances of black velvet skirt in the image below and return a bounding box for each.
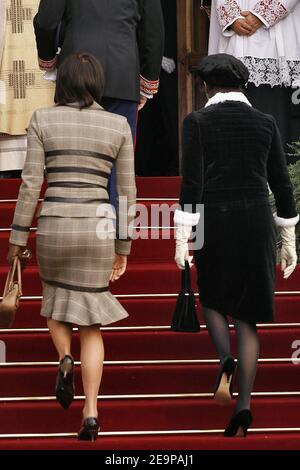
[194,198,277,323]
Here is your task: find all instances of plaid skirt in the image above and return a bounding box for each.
[36,217,128,326]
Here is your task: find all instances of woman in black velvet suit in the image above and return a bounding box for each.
[174,54,299,437]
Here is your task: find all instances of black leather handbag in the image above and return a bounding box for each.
[171,261,200,333]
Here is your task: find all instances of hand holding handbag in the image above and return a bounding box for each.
[171,260,200,332]
[0,256,22,328]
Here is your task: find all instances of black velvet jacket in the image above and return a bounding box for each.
[179,101,297,219]
[34,0,164,102]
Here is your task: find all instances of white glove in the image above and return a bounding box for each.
[175,224,193,270]
[162,56,176,74]
[280,225,298,279]
[43,69,57,82]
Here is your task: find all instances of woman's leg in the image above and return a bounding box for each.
[202,307,231,361]
[79,325,104,419]
[47,318,73,360]
[233,319,260,413]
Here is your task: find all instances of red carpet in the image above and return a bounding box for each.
[0,397,300,434]
[7,295,300,329]
[0,177,299,450]
[1,263,299,296]
[0,362,298,397]
[0,433,299,451]
[1,328,299,361]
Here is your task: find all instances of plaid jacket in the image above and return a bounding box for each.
[10,102,137,255]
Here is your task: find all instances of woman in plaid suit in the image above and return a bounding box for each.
[7,54,136,441]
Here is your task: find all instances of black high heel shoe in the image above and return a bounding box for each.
[55,355,75,409]
[214,356,236,406]
[78,417,100,441]
[224,409,253,437]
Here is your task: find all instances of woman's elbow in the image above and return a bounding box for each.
[34,14,59,32]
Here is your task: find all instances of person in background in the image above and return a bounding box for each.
[209,0,300,158]
[33,0,164,141]
[7,54,136,441]
[0,0,55,178]
[33,0,164,207]
[174,54,298,437]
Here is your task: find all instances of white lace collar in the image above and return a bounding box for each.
[205,92,252,108]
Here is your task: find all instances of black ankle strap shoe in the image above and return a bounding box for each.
[55,355,75,410]
[78,417,100,441]
[214,356,236,406]
[224,409,253,437]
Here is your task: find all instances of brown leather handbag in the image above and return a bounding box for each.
[0,256,22,328]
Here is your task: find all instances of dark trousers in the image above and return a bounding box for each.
[101,98,138,206]
[135,70,179,176]
[101,98,138,140]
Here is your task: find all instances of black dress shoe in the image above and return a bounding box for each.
[55,355,75,409]
[78,417,100,441]
[224,409,253,437]
[214,356,236,406]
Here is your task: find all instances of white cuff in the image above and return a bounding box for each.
[273,213,300,227]
[140,91,153,100]
[174,209,200,227]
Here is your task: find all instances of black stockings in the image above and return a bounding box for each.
[202,307,260,413]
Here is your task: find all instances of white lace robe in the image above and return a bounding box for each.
[209,0,300,87]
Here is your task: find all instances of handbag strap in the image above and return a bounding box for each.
[3,257,17,296]
[17,256,22,296]
[181,260,192,292]
[3,257,22,297]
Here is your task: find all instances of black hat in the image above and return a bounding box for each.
[195,53,249,87]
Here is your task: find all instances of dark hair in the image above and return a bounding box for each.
[55,53,105,109]
[205,83,243,95]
